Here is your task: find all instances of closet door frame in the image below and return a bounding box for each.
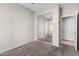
[61,14,77,51]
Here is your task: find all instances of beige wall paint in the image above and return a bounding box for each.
[0,4,35,53]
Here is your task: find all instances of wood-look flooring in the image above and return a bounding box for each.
[0,41,79,56]
[38,36,52,43]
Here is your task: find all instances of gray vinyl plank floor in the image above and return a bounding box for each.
[0,41,78,56]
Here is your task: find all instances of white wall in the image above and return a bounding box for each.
[52,5,60,47]
[0,4,35,53]
[0,4,14,53]
[62,4,77,17]
[13,4,35,47]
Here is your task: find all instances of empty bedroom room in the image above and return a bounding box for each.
[0,3,78,56]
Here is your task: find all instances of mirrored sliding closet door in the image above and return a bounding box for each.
[37,13,53,44]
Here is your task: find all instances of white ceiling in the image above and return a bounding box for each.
[20,3,78,13]
[20,3,58,13]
